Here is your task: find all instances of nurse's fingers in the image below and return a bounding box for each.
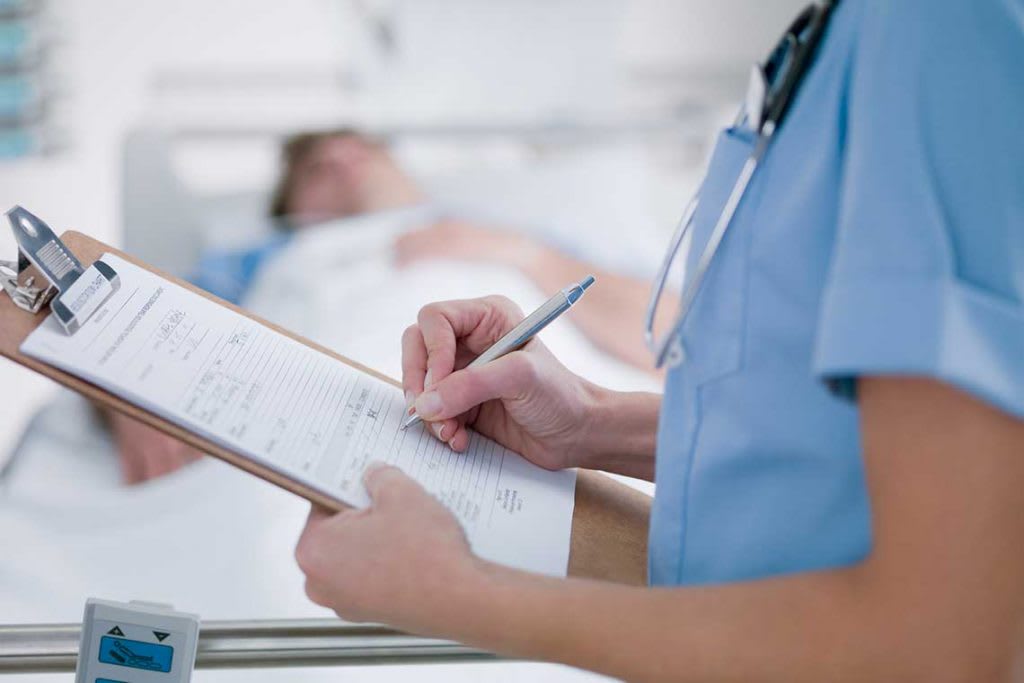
[401,324,428,402]
[415,303,463,388]
[416,297,524,387]
[445,423,472,453]
[413,352,535,422]
[426,418,461,447]
[401,323,466,447]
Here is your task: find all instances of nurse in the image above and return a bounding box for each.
[295,0,1024,679]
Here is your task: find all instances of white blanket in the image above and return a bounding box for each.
[0,210,652,682]
[244,208,661,394]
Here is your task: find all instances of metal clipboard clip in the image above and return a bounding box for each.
[1,206,120,334]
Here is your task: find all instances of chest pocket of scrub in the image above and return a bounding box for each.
[674,126,762,383]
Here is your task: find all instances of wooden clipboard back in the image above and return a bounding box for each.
[0,231,650,584]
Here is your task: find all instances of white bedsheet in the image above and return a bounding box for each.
[0,211,653,682]
[243,209,661,394]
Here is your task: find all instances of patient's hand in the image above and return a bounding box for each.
[393,219,543,271]
[107,412,202,485]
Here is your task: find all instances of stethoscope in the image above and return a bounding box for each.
[645,0,839,369]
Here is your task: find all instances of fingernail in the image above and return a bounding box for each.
[415,391,443,419]
[432,422,448,441]
[405,390,415,415]
[424,369,434,389]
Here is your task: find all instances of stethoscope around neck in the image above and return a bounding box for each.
[644,0,839,370]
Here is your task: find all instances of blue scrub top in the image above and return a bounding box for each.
[650,0,1024,586]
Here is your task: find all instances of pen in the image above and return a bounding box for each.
[401,275,596,431]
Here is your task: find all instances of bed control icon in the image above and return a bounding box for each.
[75,598,200,683]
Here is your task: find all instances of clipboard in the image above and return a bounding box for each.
[0,216,650,585]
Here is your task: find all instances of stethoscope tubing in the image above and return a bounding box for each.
[645,132,769,369]
[644,0,838,370]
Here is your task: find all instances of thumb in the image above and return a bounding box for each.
[363,462,419,507]
[413,352,537,421]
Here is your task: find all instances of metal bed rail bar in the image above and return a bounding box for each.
[0,619,499,673]
[166,116,706,145]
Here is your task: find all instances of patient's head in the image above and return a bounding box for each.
[270,130,422,226]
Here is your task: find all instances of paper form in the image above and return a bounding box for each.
[21,254,576,576]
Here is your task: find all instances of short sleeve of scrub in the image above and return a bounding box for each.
[814,0,1024,417]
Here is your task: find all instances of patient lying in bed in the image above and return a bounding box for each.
[193,129,658,367]
[109,128,662,485]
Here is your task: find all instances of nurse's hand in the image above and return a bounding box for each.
[295,463,482,630]
[401,296,603,471]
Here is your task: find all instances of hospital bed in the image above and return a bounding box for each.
[120,121,693,280]
[0,121,681,681]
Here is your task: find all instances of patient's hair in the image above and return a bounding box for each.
[268,128,382,220]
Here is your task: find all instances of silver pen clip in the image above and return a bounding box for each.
[2,206,120,334]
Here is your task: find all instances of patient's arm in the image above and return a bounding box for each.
[394,220,662,371]
[104,411,202,484]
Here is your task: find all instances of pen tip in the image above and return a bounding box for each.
[580,275,596,290]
